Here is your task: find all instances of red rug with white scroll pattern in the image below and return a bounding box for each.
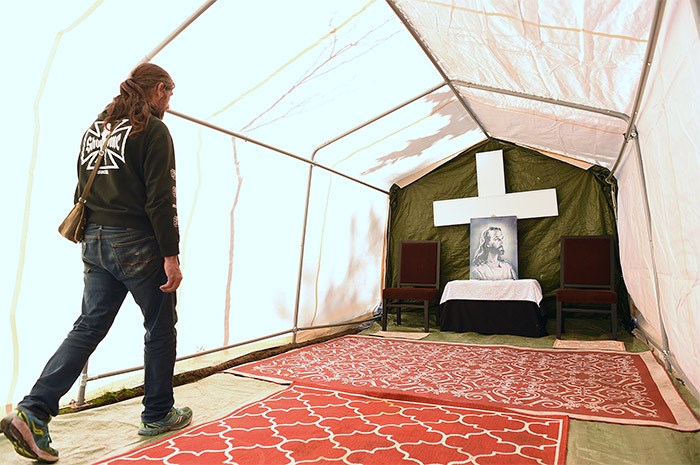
[229,335,700,431]
[95,383,568,465]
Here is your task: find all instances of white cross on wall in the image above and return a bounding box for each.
[433,150,558,226]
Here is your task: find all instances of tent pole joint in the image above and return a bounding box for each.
[661,349,672,370]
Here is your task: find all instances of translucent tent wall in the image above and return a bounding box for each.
[2,0,699,411]
[390,0,700,397]
[0,0,480,410]
[621,0,700,396]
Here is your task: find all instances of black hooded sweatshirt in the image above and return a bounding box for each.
[74,112,179,257]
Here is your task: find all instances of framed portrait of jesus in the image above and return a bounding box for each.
[470,215,518,280]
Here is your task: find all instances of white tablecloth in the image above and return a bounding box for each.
[440,279,543,305]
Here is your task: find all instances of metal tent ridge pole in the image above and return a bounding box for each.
[310,83,445,161]
[385,0,489,138]
[452,80,630,123]
[142,0,218,63]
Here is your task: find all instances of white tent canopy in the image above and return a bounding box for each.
[2,0,699,410]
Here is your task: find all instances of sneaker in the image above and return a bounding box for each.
[1,409,59,463]
[138,406,193,436]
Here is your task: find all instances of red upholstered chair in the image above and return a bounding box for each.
[382,240,441,332]
[556,235,618,339]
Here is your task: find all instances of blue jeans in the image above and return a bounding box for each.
[19,224,178,423]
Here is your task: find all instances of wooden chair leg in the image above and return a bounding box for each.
[556,301,563,339]
[381,299,388,330]
[396,306,402,326]
[423,300,429,332]
[611,303,618,340]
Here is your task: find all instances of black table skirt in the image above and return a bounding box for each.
[440,300,547,337]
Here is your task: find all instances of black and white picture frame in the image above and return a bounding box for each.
[470,215,518,280]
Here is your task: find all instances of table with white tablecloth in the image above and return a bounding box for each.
[439,279,547,337]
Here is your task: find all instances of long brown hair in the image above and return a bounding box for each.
[103,62,174,136]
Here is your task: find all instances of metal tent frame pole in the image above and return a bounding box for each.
[629,136,671,372]
[77,9,450,402]
[608,0,667,178]
[74,0,676,405]
[77,87,450,402]
[385,0,489,138]
[142,0,218,63]
[452,80,630,123]
[604,0,671,371]
[388,0,672,373]
[289,83,447,342]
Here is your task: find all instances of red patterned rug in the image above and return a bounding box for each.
[95,384,568,465]
[229,335,700,431]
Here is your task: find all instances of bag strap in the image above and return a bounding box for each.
[77,126,116,204]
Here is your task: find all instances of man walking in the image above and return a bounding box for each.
[2,62,191,462]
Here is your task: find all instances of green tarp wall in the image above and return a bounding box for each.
[386,139,629,319]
